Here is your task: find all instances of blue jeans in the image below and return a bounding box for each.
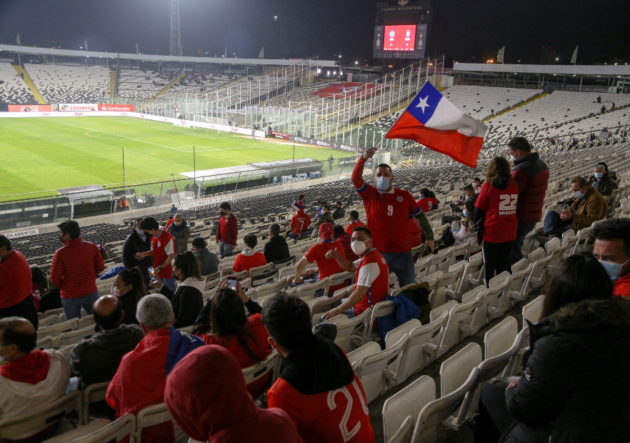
[287,232,299,239]
[219,242,233,257]
[510,222,537,263]
[543,211,573,236]
[61,290,100,320]
[381,251,416,288]
[162,277,176,292]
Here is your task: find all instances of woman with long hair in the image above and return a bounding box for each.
[153,251,204,329]
[452,199,477,246]
[474,157,520,284]
[113,267,147,325]
[193,280,272,399]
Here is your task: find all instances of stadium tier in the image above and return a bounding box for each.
[0,62,38,104]
[25,64,111,104]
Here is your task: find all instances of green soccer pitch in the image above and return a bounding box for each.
[0,116,337,202]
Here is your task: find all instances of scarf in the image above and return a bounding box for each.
[0,350,51,385]
[170,220,187,237]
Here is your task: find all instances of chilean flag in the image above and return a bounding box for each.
[386,82,488,168]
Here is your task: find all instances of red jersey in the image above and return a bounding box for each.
[304,241,345,281]
[417,197,439,213]
[353,249,389,316]
[335,234,359,261]
[614,273,630,298]
[345,220,365,236]
[0,250,32,309]
[352,158,422,253]
[475,180,519,243]
[234,251,267,275]
[290,211,311,235]
[216,213,238,246]
[151,230,175,279]
[50,239,105,300]
[267,374,374,443]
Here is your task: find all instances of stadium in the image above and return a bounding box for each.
[0,0,629,442]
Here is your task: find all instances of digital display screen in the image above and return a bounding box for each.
[383,25,417,51]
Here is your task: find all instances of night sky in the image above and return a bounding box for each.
[0,0,628,66]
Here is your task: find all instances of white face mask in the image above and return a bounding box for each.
[510,154,517,163]
[174,221,182,226]
[111,286,121,297]
[351,240,368,256]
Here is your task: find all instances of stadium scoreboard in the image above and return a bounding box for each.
[373,0,432,60]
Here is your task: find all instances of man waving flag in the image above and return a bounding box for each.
[386,82,488,168]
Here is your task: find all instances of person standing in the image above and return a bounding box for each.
[0,236,38,328]
[122,218,153,287]
[508,137,549,262]
[352,147,434,288]
[137,217,177,292]
[50,221,105,320]
[216,202,238,258]
[475,157,519,285]
[166,214,191,253]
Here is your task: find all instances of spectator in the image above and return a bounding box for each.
[69,295,143,390]
[314,200,326,221]
[122,218,153,287]
[417,188,439,213]
[166,214,191,253]
[30,266,48,311]
[332,201,346,220]
[291,194,307,213]
[597,95,602,103]
[334,224,359,261]
[165,214,175,229]
[601,105,606,114]
[588,162,616,197]
[475,255,630,443]
[472,177,483,194]
[508,137,549,262]
[112,268,146,325]
[165,346,298,443]
[193,281,271,399]
[137,217,177,292]
[50,221,105,320]
[352,147,434,287]
[264,223,291,264]
[106,294,204,443]
[328,154,334,169]
[153,252,204,329]
[192,238,219,276]
[0,317,70,421]
[234,234,267,275]
[452,199,477,245]
[442,185,477,225]
[611,102,616,111]
[0,236,38,327]
[542,176,607,237]
[345,210,365,236]
[264,295,374,443]
[216,202,238,258]
[322,227,389,320]
[287,205,311,239]
[593,218,630,297]
[296,223,346,293]
[310,203,334,238]
[474,157,519,284]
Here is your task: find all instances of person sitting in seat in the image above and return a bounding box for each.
[106,294,204,443]
[542,176,607,237]
[452,199,477,245]
[310,204,334,239]
[264,223,291,264]
[593,218,630,297]
[165,346,298,443]
[442,185,477,225]
[152,252,204,329]
[69,295,143,390]
[193,281,271,399]
[333,225,359,261]
[0,317,70,420]
[287,205,312,239]
[192,238,219,277]
[111,267,146,326]
[417,188,439,213]
[588,162,617,197]
[234,234,267,275]
[332,201,346,220]
[345,210,365,236]
[263,294,374,443]
[475,254,630,443]
[322,227,389,321]
[295,223,347,293]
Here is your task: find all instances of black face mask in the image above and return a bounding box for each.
[59,235,66,244]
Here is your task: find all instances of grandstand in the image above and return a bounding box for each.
[0,62,37,104]
[26,64,111,104]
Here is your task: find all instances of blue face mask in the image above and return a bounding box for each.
[136,228,145,237]
[595,173,603,180]
[598,259,629,282]
[574,191,585,199]
[376,176,390,192]
[463,209,469,218]
[316,206,321,211]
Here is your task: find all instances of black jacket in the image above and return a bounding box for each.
[332,207,346,220]
[159,277,204,329]
[502,297,630,443]
[118,289,141,326]
[263,236,291,264]
[122,229,153,271]
[280,334,354,395]
[69,324,144,389]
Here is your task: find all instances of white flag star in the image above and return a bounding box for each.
[416,96,430,113]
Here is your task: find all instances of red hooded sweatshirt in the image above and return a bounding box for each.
[165,346,299,443]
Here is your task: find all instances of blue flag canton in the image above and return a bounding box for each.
[405,82,443,125]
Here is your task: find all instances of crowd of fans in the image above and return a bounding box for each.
[1,136,630,443]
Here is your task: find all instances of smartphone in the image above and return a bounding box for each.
[227,276,238,291]
[148,266,159,284]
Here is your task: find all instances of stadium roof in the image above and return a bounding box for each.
[453,63,630,77]
[0,44,338,67]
